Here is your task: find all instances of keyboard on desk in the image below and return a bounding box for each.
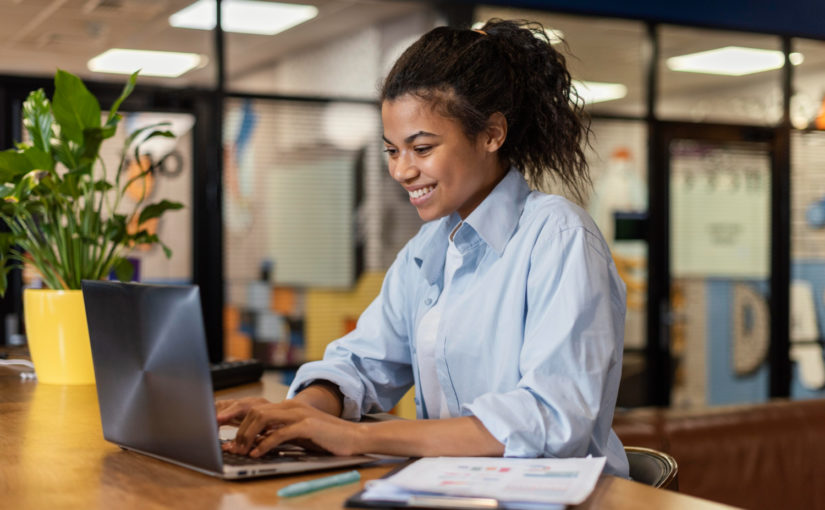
[210,359,264,390]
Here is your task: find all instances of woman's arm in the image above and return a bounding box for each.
[355,415,505,457]
[292,381,344,416]
[223,397,504,458]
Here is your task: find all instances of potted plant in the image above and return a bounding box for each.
[0,69,183,384]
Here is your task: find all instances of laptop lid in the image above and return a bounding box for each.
[82,280,225,475]
[82,280,376,479]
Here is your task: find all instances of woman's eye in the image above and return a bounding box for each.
[383,147,397,156]
[414,146,432,154]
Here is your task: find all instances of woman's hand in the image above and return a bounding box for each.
[222,399,364,457]
[215,396,270,426]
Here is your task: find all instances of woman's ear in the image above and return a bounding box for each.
[483,112,508,153]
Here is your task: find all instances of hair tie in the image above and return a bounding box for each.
[473,29,487,36]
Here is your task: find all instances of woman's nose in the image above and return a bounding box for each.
[391,158,419,183]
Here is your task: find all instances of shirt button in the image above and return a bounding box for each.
[425,298,433,306]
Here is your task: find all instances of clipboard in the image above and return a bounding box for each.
[346,460,502,509]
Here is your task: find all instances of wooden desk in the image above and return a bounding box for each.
[0,368,738,510]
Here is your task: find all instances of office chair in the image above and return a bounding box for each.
[625,446,679,491]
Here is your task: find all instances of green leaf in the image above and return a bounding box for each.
[93,180,114,192]
[137,199,183,225]
[129,230,158,245]
[0,146,50,182]
[52,69,101,145]
[58,171,81,198]
[21,89,53,154]
[101,118,118,139]
[0,149,34,182]
[0,265,7,296]
[11,170,42,201]
[138,130,175,144]
[112,257,135,282]
[106,71,138,126]
[80,127,105,166]
[123,122,171,156]
[0,184,15,199]
[22,146,53,174]
[0,234,15,295]
[51,140,77,170]
[104,214,128,242]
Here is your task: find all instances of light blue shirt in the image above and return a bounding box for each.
[288,169,629,477]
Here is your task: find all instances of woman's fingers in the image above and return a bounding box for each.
[222,399,361,457]
[215,397,269,425]
[249,422,307,457]
[232,402,299,453]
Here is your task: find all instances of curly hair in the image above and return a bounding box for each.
[381,19,592,202]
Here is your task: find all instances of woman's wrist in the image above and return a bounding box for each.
[349,421,373,455]
[294,381,344,416]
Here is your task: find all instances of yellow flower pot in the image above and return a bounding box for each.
[23,289,95,385]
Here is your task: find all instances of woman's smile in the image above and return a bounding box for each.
[407,184,437,203]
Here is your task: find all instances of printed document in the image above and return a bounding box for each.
[361,456,605,508]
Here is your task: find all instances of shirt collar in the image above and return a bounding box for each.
[462,168,530,255]
[413,168,530,284]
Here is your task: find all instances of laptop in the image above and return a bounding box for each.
[81,280,376,479]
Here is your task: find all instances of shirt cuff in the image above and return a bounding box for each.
[463,390,555,457]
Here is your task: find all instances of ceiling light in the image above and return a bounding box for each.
[667,46,804,76]
[543,28,564,44]
[88,49,204,77]
[470,22,564,44]
[572,80,627,104]
[170,0,318,35]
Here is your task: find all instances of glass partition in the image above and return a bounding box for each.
[475,6,647,117]
[790,131,825,399]
[221,97,386,366]
[789,38,825,399]
[583,120,648,406]
[669,138,772,407]
[658,26,783,125]
[225,2,432,97]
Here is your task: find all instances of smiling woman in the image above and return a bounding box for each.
[217,19,630,478]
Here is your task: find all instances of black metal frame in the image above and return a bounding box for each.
[0,74,226,358]
[647,122,788,405]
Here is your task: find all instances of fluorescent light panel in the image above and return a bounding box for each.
[667,46,804,76]
[572,80,627,104]
[88,49,204,77]
[170,0,318,35]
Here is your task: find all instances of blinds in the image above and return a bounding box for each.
[223,98,381,304]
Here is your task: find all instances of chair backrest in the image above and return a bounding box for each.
[625,446,679,491]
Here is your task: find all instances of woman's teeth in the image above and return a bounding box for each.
[409,186,434,199]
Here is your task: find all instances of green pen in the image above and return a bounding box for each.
[277,470,361,498]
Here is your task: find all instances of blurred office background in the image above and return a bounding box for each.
[2,0,825,416]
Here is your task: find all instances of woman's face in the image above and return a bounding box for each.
[381,94,507,222]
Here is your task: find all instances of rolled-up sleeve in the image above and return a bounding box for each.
[464,226,625,459]
[288,247,416,420]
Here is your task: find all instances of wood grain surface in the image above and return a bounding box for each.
[0,362,738,510]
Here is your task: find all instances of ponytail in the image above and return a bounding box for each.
[381,19,591,201]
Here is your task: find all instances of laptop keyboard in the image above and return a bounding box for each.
[220,442,329,466]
